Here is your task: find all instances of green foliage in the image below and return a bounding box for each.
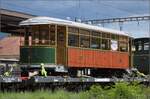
[88,84,105,99]
[0,82,149,99]
[112,82,143,99]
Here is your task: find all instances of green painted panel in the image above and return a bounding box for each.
[133,55,149,74]
[20,47,55,64]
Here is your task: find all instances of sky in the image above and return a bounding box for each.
[0,0,150,38]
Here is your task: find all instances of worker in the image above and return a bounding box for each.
[4,63,17,77]
[40,63,47,77]
[4,71,10,76]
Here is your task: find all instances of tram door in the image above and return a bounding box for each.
[57,26,66,65]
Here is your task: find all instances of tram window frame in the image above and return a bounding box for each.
[80,29,90,35]
[118,35,129,52]
[68,34,79,47]
[68,27,79,34]
[32,25,40,45]
[119,36,127,42]
[111,34,119,40]
[50,25,56,45]
[68,27,79,47]
[30,25,56,46]
[144,42,149,51]
[91,37,101,49]
[101,39,110,50]
[119,41,128,52]
[102,33,110,38]
[91,31,101,37]
[39,25,49,45]
[80,35,90,48]
[136,41,143,51]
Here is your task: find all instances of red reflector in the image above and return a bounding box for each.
[20,77,29,80]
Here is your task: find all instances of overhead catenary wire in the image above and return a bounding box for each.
[2,0,147,20]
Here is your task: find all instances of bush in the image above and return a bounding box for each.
[0,82,149,99]
[88,84,106,99]
[107,82,145,99]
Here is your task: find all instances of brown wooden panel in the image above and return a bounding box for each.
[67,48,129,69]
[57,26,66,66]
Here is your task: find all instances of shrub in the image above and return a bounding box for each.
[110,82,144,99]
[88,84,105,99]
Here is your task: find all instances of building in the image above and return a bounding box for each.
[0,9,35,61]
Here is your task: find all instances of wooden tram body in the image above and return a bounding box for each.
[19,17,131,77]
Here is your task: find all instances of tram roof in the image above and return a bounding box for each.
[20,16,129,36]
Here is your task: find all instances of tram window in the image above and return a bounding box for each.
[50,25,55,45]
[80,29,90,35]
[91,37,100,49]
[138,45,142,51]
[134,43,142,51]
[68,27,79,34]
[58,32,64,42]
[92,32,101,37]
[102,33,106,38]
[144,42,149,50]
[132,45,136,52]
[137,41,143,51]
[40,25,49,45]
[119,36,127,41]
[80,35,90,48]
[101,39,110,50]
[102,33,110,38]
[119,42,128,52]
[32,26,39,45]
[111,34,119,40]
[68,34,79,47]
[31,25,56,46]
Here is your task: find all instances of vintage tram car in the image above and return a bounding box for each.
[133,38,150,74]
[19,17,131,77]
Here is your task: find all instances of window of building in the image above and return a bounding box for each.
[80,35,90,48]
[91,37,100,49]
[68,34,79,47]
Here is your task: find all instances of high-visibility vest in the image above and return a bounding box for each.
[40,64,47,77]
[4,71,10,76]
